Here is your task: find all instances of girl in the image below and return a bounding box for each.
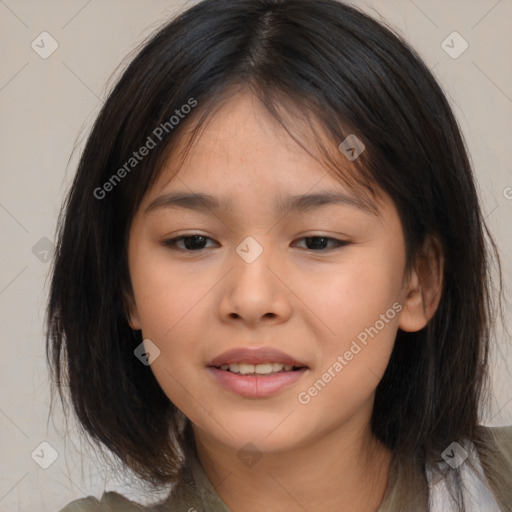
[47,0,512,510]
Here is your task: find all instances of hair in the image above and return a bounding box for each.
[46,0,511,509]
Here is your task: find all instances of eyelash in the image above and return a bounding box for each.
[161,234,349,252]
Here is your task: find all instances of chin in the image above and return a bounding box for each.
[198,412,311,454]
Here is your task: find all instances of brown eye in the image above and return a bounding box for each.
[293,236,349,251]
[162,235,218,251]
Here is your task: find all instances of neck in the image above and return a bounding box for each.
[192,421,392,512]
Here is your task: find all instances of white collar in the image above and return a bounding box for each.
[426,440,501,511]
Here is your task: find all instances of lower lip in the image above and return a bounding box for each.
[207,367,309,398]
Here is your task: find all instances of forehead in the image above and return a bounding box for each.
[145,91,381,214]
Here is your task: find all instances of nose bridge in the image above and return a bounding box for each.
[219,234,291,324]
[232,234,276,292]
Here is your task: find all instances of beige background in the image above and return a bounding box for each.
[0,0,511,510]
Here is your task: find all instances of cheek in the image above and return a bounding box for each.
[129,240,200,337]
[128,245,218,404]
[129,250,206,409]
[132,277,206,355]
[301,252,404,339]
[299,252,403,393]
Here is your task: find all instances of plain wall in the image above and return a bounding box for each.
[0,0,510,510]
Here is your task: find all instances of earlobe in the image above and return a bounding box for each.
[124,292,142,331]
[128,315,142,331]
[398,235,444,333]
[128,308,142,331]
[397,277,428,332]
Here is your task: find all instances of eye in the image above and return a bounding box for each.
[162,235,218,251]
[161,234,349,252]
[293,236,349,251]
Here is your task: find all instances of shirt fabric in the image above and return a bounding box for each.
[58,425,511,512]
[426,438,502,512]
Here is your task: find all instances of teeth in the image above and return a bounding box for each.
[239,363,255,374]
[218,362,299,375]
[254,363,274,374]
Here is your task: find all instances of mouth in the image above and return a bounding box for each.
[207,346,309,396]
[208,346,309,373]
[212,362,308,376]
[207,364,309,398]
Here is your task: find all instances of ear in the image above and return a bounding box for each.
[124,290,142,331]
[398,235,444,332]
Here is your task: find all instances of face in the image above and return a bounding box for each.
[127,91,418,455]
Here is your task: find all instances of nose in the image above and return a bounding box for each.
[218,242,292,328]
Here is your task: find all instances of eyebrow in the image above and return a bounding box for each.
[144,190,378,216]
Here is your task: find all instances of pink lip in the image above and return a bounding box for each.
[208,346,308,367]
[207,347,310,398]
[207,367,309,398]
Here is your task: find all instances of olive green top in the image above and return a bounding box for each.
[58,423,232,512]
[58,425,512,511]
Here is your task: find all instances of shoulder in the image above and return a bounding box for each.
[473,424,512,509]
[477,424,512,459]
[58,491,146,511]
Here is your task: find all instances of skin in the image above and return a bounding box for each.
[127,91,443,512]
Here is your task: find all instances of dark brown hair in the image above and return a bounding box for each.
[46,0,509,508]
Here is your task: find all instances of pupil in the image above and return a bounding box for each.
[307,237,327,250]
[185,235,206,250]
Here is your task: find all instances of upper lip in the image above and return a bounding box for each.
[208,347,308,367]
